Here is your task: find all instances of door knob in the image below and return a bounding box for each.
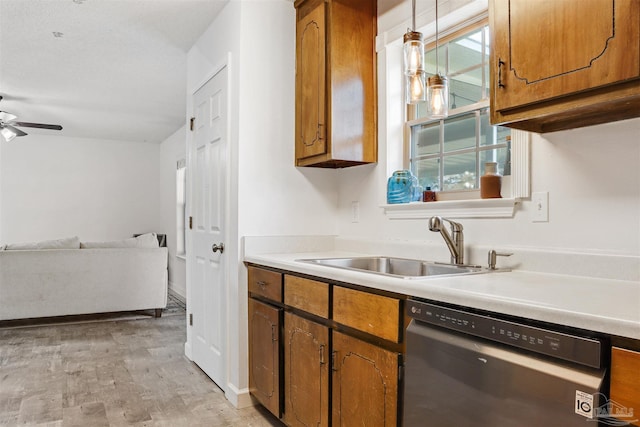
[212,243,225,253]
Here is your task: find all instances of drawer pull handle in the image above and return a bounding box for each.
[257,280,267,288]
[498,58,506,89]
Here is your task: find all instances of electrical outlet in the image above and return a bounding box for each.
[531,191,549,222]
[351,201,360,223]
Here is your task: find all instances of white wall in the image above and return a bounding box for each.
[0,134,161,243]
[160,126,187,298]
[236,1,338,237]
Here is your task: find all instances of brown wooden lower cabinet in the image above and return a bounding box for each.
[283,311,329,427]
[332,331,400,427]
[248,298,282,417]
[248,267,404,426]
[610,347,640,427]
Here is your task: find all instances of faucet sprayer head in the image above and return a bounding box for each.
[428,216,443,232]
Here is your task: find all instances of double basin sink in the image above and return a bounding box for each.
[298,256,485,280]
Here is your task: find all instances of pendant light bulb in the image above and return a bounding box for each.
[403,0,425,104]
[427,74,449,118]
[427,0,449,118]
[406,70,426,104]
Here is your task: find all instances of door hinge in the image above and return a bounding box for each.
[189,117,195,131]
[189,313,193,326]
[189,216,193,230]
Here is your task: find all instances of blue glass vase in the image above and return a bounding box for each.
[387,170,418,204]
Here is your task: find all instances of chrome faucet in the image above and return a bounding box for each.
[428,216,464,265]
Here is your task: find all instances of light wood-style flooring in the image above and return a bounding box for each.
[0,303,282,426]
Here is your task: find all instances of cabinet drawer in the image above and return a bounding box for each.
[333,287,401,343]
[284,275,329,319]
[248,266,282,302]
[611,347,640,427]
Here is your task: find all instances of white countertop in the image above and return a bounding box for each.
[244,250,640,340]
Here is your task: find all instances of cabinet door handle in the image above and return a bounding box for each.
[319,345,326,365]
[331,350,338,372]
[498,58,506,89]
[271,324,277,342]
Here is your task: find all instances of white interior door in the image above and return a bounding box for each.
[188,65,228,390]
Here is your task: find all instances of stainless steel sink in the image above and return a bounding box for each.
[297,256,485,279]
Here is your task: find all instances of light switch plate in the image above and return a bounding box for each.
[351,201,360,223]
[531,191,549,222]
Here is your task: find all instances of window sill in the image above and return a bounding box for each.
[382,198,518,219]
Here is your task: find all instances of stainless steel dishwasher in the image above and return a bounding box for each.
[404,298,608,427]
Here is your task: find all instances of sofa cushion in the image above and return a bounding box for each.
[4,236,81,250]
[80,233,159,249]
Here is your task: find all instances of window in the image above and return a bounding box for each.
[408,22,512,193]
[176,159,186,256]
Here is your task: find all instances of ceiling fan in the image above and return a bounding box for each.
[0,96,63,142]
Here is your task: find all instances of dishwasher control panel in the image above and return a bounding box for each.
[407,299,602,369]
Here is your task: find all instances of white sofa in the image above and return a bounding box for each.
[0,236,168,321]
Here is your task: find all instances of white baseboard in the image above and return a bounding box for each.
[184,342,192,360]
[168,280,186,299]
[225,383,254,409]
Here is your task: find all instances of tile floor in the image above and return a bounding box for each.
[0,295,282,427]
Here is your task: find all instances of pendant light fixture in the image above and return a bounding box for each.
[404,0,425,104]
[427,0,449,118]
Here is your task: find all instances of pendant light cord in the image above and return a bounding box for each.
[412,0,416,31]
[435,0,439,75]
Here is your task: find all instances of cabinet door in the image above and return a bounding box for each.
[248,299,281,417]
[611,347,640,427]
[491,0,640,113]
[284,312,329,427]
[332,331,399,427]
[295,0,326,161]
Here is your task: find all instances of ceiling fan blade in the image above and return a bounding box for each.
[4,124,28,137]
[13,121,63,131]
[0,111,17,122]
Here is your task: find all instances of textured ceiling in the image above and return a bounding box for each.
[0,0,227,143]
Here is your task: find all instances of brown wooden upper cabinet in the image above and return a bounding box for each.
[490,0,640,133]
[294,0,377,167]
